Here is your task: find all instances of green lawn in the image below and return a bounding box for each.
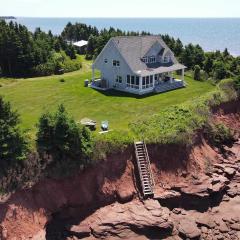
[0,56,215,138]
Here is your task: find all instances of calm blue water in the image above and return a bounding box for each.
[8,17,240,56]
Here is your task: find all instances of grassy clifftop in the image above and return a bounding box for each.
[0,56,214,139]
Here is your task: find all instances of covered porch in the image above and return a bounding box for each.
[91,65,186,95]
[132,66,186,95]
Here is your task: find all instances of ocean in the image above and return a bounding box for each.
[8,17,240,56]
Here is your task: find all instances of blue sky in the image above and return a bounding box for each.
[1,0,240,18]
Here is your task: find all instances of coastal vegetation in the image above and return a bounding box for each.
[0,21,81,77]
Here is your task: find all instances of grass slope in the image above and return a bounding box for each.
[0,56,215,138]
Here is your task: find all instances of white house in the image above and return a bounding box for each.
[92,35,186,95]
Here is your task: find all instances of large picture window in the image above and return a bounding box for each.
[142,75,154,89]
[126,75,139,89]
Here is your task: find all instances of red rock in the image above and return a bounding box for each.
[230,223,240,231]
[178,219,201,239]
[196,216,216,229]
[224,167,236,177]
[69,225,91,238]
[116,188,134,203]
[218,221,229,233]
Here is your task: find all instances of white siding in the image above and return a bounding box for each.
[93,39,135,89]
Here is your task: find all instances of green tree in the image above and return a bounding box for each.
[86,34,97,59]
[0,96,28,173]
[180,44,195,69]
[213,61,228,80]
[204,57,214,74]
[223,48,230,58]
[194,45,205,68]
[193,65,201,81]
[174,38,183,56]
[37,105,93,166]
[65,44,76,59]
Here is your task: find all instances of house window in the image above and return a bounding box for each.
[150,75,153,87]
[142,75,154,89]
[142,77,146,89]
[136,76,139,86]
[164,56,169,63]
[142,57,148,63]
[146,76,149,85]
[104,58,108,64]
[149,56,156,63]
[116,75,122,83]
[131,76,135,85]
[113,60,120,66]
[126,75,139,89]
[127,75,130,83]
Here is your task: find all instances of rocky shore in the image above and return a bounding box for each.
[66,147,240,240]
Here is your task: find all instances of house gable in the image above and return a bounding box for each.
[92,39,135,88]
[93,39,133,73]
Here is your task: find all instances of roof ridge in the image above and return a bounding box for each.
[111,35,162,39]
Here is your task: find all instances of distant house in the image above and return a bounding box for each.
[92,36,187,95]
[73,40,88,48]
[73,40,88,54]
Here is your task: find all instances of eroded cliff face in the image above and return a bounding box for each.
[0,101,240,240]
[0,150,136,240]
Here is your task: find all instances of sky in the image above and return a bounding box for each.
[1,0,240,18]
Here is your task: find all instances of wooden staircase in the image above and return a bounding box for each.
[134,141,155,197]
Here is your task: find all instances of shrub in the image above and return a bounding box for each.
[130,103,209,145]
[204,123,235,148]
[59,78,65,83]
[129,78,238,146]
[63,59,81,73]
[33,62,55,76]
[200,70,208,81]
[93,130,132,160]
[234,75,240,92]
[213,61,228,81]
[218,78,238,102]
[193,65,201,81]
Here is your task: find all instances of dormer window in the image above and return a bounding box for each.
[164,56,170,63]
[142,57,148,63]
[149,56,156,63]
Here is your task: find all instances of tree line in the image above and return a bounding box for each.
[61,22,240,82]
[0,21,80,77]
[1,20,239,81]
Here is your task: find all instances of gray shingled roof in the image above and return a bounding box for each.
[111,36,185,76]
